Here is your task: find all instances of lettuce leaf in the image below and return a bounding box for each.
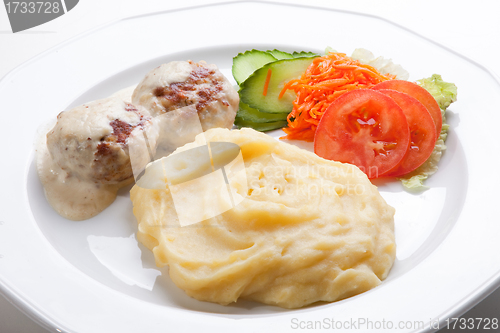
[417,74,458,110]
[399,74,457,190]
[350,48,410,80]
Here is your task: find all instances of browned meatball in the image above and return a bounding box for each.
[47,97,157,184]
[132,60,239,131]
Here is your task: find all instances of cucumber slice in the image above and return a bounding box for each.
[234,117,288,132]
[267,49,294,60]
[236,101,288,123]
[239,56,317,114]
[232,50,277,85]
[292,51,320,58]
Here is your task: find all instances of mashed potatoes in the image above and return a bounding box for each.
[130,128,396,308]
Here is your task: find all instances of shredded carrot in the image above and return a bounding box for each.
[280,52,395,141]
[263,69,272,96]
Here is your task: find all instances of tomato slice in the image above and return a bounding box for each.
[372,80,442,136]
[376,89,437,177]
[314,89,410,179]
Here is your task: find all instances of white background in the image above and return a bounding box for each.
[0,1,499,332]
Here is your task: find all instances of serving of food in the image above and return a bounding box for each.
[5,2,500,332]
[33,44,457,310]
[36,60,239,221]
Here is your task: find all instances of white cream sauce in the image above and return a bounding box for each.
[36,133,123,221]
[131,61,196,117]
[112,85,136,103]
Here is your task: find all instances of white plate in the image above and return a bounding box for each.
[1,2,500,332]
